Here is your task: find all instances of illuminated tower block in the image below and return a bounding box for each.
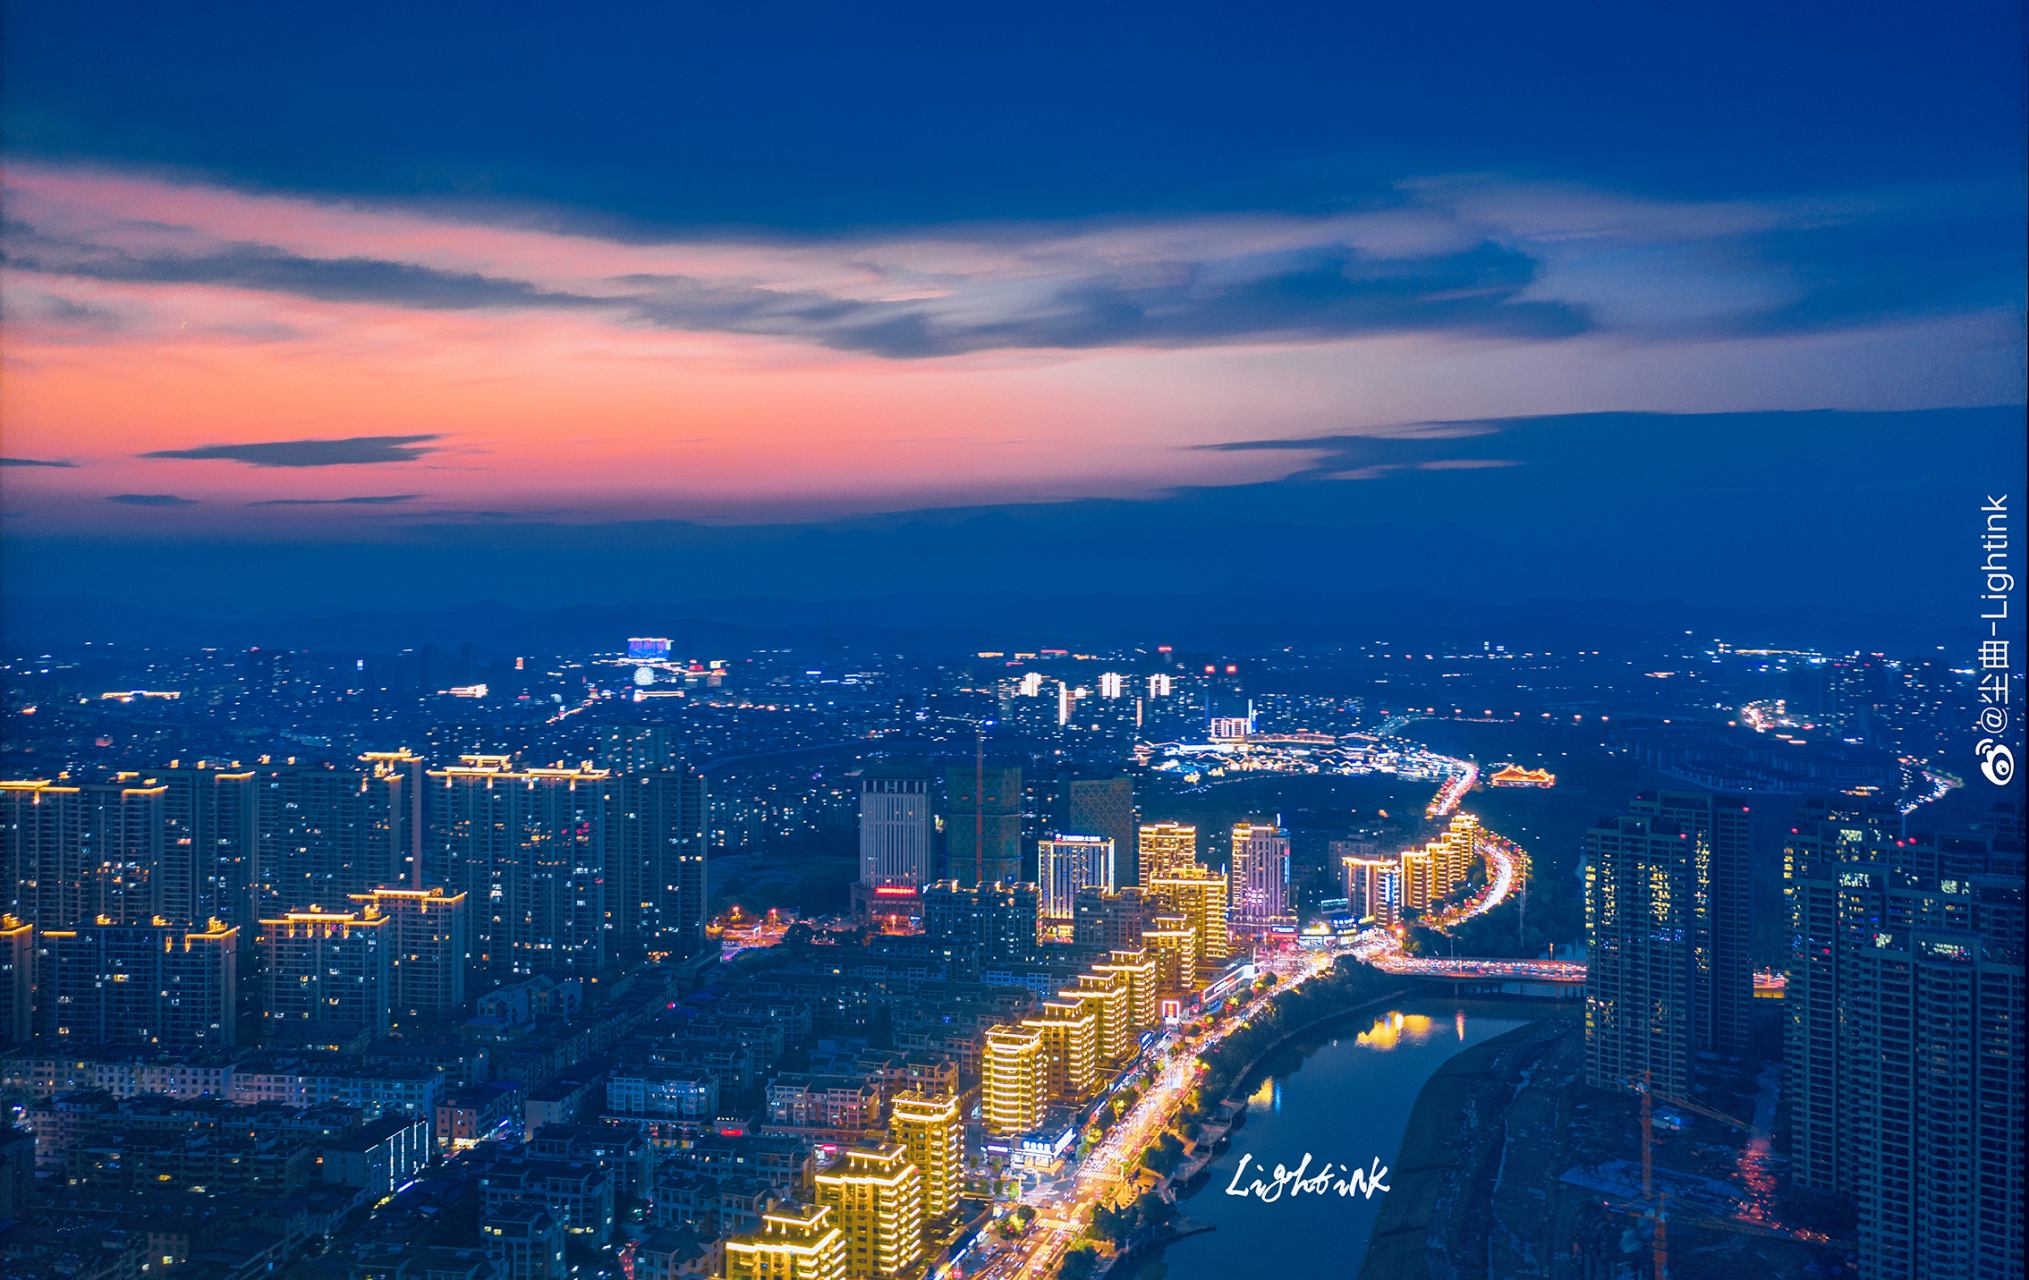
[1628,791,1751,1060]
[35,919,237,1050]
[142,763,259,933]
[258,906,388,1040]
[814,1144,923,1280]
[353,885,467,1020]
[1141,916,1197,996]
[1228,823,1291,934]
[1150,866,1228,965]
[726,1203,848,1280]
[2,779,165,929]
[1039,836,1114,937]
[1137,822,1197,888]
[888,1091,963,1221]
[428,757,613,984]
[1094,947,1156,1030]
[1342,856,1399,926]
[610,769,710,961]
[1060,969,1130,1064]
[1023,1000,1099,1100]
[858,766,933,892]
[1397,847,1435,914]
[980,1024,1046,1136]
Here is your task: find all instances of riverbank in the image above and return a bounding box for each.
[1357,1015,1851,1279]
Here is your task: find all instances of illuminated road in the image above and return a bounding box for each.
[967,949,1336,1280]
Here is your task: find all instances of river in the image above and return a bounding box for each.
[1163,998,1544,1279]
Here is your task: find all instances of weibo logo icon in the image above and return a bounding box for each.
[1976,739,2014,786]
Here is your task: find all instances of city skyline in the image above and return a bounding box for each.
[0,5,2021,1279]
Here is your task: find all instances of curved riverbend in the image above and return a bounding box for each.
[1164,999,1544,1279]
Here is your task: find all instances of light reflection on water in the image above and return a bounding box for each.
[1167,1000,1540,1280]
[1352,1010,1435,1049]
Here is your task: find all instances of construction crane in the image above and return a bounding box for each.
[1604,1071,1859,1276]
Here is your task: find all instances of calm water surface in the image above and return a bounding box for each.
[1164,999,1540,1279]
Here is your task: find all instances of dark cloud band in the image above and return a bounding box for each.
[143,435,442,467]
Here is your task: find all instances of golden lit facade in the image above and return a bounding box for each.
[1142,915,1198,995]
[981,1024,1046,1135]
[1137,822,1197,888]
[1061,969,1131,1063]
[1094,946,1156,1029]
[1342,856,1399,926]
[726,1203,847,1280]
[1430,813,1482,896]
[814,1144,923,1279]
[888,1091,962,1220]
[1023,1000,1099,1099]
[1151,866,1228,965]
[1398,847,1435,913]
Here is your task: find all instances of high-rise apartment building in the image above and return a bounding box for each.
[258,906,389,1041]
[1039,836,1114,936]
[1341,855,1399,926]
[3,779,166,928]
[1784,820,2023,1280]
[921,882,1039,962]
[1228,823,1292,935]
[1150,866,1229,965]
[1022,1000,1099,1100]
[1583,793,1752,1096]
[609,769,710,962]
[1061,777,1135,886]
[0,916,31,1047]
[941,765,1022,886]
[1584,813,1696,1096]
[1059,969,1131,1064]
[1071,886,1153,950]
[1141,914,1198,997]
[857,766,933,894]
[1092,946,1156,1031]
[1398,846,1435,914]
[353,886,468,1021]
[725,1204,847,1280]
[980,1024,1046,1135]
[1629,791,1751,1057]
[146,762,259,930]
[35,920,237,1050]
[429,757,612,986]
[888,1091,962,1221]
[249,761,408,917]
[813,1144,924,1280]
[597,724,684,774]
[1137,822,1197,888]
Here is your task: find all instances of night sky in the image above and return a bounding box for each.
[2,1,2022,621]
